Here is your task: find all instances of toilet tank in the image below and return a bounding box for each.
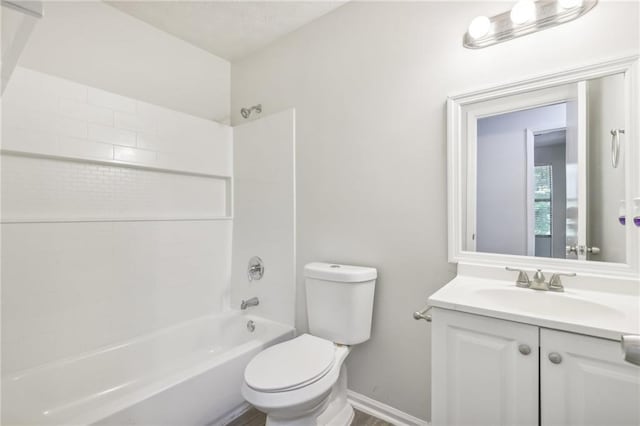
[304,262,377,345]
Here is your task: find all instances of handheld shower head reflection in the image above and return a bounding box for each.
[240,104,262,119]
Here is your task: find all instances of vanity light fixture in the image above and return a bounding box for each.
[558,0,584,9]
[464,0,597,49]
[468,16,491,39]
[510,0,536,25]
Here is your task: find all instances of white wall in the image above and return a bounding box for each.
[1,68,233,373]
[230,1,639,420]
[13,1,230,122]
[231,110,296,327]
[477,103,566,256]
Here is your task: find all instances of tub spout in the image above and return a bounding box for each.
[241,297,259,310]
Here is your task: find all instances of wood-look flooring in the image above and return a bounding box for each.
[226,407,393,426]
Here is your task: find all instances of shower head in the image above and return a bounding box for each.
[240,104,262,119]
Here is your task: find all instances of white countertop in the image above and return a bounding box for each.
[428,275,640,341]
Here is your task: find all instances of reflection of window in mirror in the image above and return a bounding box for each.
[534,130,566,260]
[534,164,553,257]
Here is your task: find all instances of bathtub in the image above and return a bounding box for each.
[2,312,294,426]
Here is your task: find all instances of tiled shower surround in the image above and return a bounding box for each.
[1,156,227,221]
[2,67,232,175]
[1,67,234,373]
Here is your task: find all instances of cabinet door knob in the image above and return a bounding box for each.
[518,344,531,355]
[548,352,562,364]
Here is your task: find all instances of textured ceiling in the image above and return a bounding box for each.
[108,1,348,61]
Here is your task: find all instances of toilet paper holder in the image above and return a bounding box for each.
[413,305,432,322]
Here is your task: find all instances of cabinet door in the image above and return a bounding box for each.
[541,329,640,426]
[432,308,539,426]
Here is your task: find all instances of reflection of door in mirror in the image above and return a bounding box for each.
[473,74,626,262]
[476,102,567,258]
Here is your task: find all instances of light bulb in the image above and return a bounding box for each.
[558,0,583,9]
[468,16,491,39]
[510,0,536,25]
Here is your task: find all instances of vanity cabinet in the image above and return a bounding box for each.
[432,308,640,426]
[431,308,539,426]
[541,329,640,426]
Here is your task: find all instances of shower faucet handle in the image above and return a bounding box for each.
[247,256,264,282]
[505,267,531,288]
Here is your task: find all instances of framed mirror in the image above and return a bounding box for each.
[447,56,639,278]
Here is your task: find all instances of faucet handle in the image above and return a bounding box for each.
[548,272,576,292]
[505,267,531,288]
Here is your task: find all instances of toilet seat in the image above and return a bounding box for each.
[244,334,336,392]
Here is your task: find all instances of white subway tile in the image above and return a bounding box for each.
[3,83,58,113]
[59,99,114,126]
[27,111,88,139]
[88,88,136,113]
[57,116,89,139]
[87,105,114,126]
[40,76,87,102]
[114,145,157,165]
[135,101,167,121]
[1,126,58,155]
[137,132,175,152]
[31,95,60,114]
[114,111,156,134]
[2,105,29,129]
[58,136,113,161]
[88,124,136,146]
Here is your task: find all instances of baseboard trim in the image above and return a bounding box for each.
[347,390,430,426]
[217,402,252,426]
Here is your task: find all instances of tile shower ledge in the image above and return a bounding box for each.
[428,275,640,341]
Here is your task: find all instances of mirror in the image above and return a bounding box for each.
[473,74,625,262]
[448,57,639,273]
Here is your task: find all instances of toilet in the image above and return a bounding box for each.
[241,262,377,426]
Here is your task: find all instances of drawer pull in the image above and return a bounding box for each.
[518,344,531,355]
[548,352,562,364]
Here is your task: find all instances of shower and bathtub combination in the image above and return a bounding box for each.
[1,0,298,421]
[3,314,294,425]
[0,62,296,425]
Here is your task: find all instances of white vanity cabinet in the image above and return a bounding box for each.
[432,308,640,426]
[541,329,640,426]
[431,308,539,426]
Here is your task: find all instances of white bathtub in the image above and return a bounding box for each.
[2,312,294,426]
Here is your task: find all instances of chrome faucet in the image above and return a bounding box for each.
[546,272,576,292]
[505,267,576,292]
[241,297,260,310]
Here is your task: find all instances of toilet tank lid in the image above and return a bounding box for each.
[304,262,377,283]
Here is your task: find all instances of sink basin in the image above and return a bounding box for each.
[473,287,627,322]
[428,275,639,340]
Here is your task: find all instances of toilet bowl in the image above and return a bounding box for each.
[241,334,352,426]
[241,262,377,426]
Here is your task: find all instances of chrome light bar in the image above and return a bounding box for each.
[1,0,43,18]
[464,0,597,49]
